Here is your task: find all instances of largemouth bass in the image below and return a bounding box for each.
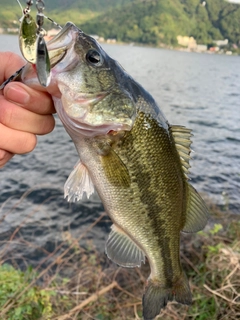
[19,22,209,319]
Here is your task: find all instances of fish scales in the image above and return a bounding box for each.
[16,22,209,319]
[95,111,186,280]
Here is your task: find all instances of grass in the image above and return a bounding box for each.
[0,192,239,320]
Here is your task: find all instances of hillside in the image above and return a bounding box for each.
[0,0,134,28]
[1,0,240,48]
[81,0,240,46]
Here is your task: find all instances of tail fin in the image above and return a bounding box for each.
[142,273,192,320]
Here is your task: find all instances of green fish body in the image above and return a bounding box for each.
[20,22,209,319]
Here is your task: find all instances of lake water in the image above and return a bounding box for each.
[0,35,239,265]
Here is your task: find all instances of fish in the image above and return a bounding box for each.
[18,22,209,319]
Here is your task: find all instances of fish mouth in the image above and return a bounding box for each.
[62,90,110,120]
[57,88,133,137]
[46,22,80,68]
[58,102,132,137]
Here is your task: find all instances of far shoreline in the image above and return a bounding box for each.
[1,32,238,56]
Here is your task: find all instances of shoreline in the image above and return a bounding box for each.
[1,32,238,56]
[0,205,239,319]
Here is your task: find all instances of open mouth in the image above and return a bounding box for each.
[46,22,79,68]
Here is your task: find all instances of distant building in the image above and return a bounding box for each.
[106,38,117,44]
[7,28,18,33]
[90,35,99,40]
[225,0,240,3]
[213,39,228,47]
[177,36,197,50]
[209,46,220,52]
[196,44,208,52]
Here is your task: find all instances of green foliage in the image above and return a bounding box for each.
[209,223,223,235]
[0,216,239,319]
[189,294,216,320]
[1,0,240,46]
[0,264,54,320]
[227,220,240,239]
[80,0,240,46]
[186,218,240,320]
[198,223,223,237]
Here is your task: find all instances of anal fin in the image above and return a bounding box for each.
[64,160,95,202]
[105,224,145,268]
[182,184,209,233]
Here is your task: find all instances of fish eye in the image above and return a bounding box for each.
[86,49,103,66]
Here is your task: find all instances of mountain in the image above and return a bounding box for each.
[0,0,135,28]
[81,0,240,46]
[1,0,240,48]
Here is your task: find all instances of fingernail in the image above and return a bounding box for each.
[4,84,30,105]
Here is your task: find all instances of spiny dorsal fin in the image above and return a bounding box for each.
[170,125,193,179]
[182,184,209,233]
[105,224,145,268]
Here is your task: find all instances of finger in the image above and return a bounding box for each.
[0,52,25,84]
[0,149,14,168]
[0,123,37,154]
[4,82,55,115]
[0,96,55,135]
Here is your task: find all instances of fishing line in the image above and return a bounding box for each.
[16,0,62,29]
[16,0,23,12]
[0,0,63,89]
[43,15,62,29]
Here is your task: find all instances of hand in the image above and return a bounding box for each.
[0,52,55,168]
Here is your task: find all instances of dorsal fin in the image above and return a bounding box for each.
[170,125,193,179]
[182,184,209,233]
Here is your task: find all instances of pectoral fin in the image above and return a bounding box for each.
[101,149,131,188]
[182,184,209,233]
[64,160,95,202]
[105,224,145,267]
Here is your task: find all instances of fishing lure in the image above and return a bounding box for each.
[18,0,38,64]
[35,0,51,87]
[0,0,62,89]
[18,0,50,86]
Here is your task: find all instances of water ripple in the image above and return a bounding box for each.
[0,36,239,264]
